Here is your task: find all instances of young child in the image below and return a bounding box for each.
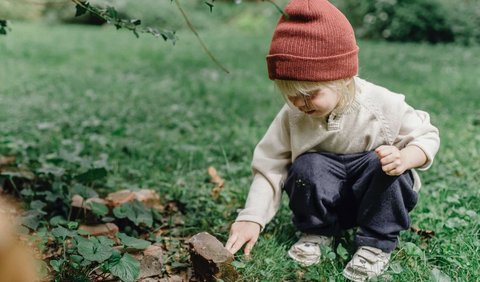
[225,0,440,281]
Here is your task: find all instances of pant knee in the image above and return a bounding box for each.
[288,153,329,180]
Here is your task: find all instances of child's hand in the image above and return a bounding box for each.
[225,221,261,256]
[375,145,406,176]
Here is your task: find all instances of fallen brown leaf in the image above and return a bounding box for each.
[0,155,16,167]
[410,225,435,240]
[208,166,225,200]
[105,189,161,208]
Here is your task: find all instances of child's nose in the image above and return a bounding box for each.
[292,96,306,108]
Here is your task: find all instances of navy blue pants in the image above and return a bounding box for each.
[283,151,417,252]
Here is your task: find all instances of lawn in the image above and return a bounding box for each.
[1,2,479,281]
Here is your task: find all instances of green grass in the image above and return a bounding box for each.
[1,2,479,281]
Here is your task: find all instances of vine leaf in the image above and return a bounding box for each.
[88,201,109,217]
[113,201,153,227]
[108,253,140,282]
[77,239,113,263]
[118,233,151,250]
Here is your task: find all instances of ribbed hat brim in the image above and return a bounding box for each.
[267,47,359,81]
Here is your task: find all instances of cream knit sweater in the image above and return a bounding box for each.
[236,77,440,229]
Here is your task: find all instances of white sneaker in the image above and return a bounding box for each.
[342,246,391,282]
[287,234,333,266]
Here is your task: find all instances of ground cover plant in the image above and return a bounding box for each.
[0,1,479,281]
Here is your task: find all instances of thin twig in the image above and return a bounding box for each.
[174,0,230,73]
[263,0,289,19]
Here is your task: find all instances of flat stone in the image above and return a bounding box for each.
[106,189,161,208]
[138,245,164,279]
[188,232,238,282]
[78,223,119,237]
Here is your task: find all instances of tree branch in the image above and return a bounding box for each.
[173,0,229,74]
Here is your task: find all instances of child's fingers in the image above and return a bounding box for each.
[382,161,399,172]
[379,153,398,166]
[375,145,393,158]
[225,234,238,253]
[244,237,258,256]
[229,238,246,255]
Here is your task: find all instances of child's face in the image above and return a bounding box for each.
[287,87,340,118]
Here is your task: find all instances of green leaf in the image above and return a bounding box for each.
[336,243,349,260]
[320,245,336,260]
[113,203,133,219]
[75,2,88,17]
[20,188,34,197]
[72,183,99,198]
[389,262,403,274]
[50,259,64,272]
[97,236,115,247]
[51,226,74,239]
[74,167,107,183]
[109,253,140,282]
[49,216,68,227]
[30,200,47,211]
[431,267,451,282]
[77,239,113,263]
[70,255,84,264]
[21,211,42,230]
[88,201,109,217]
[113,201,153,227]
[80,259,92,267]
[403,242,423,257]
[160,30,177,44]
[326,251,336,260]
[67,221,79,230]
[106,6,118,19]
[231,260,246,269]
[77,229,91,236]
[118,233,151,250]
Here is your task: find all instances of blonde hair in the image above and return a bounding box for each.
[274,78,356,113]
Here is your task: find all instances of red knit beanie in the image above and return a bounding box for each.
[267,0,359,81]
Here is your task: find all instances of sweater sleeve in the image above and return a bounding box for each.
[393,105,440,170]
[236,106,292,230]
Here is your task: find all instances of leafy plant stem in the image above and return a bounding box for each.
[87,264,102,277]
[62,240,67,261]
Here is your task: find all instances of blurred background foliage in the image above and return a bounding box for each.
[332,0,480,45]
[1,0,480,45]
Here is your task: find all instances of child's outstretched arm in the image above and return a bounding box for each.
[226,106,292,255]
[375,145,427,176]
[225,221,261,255]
